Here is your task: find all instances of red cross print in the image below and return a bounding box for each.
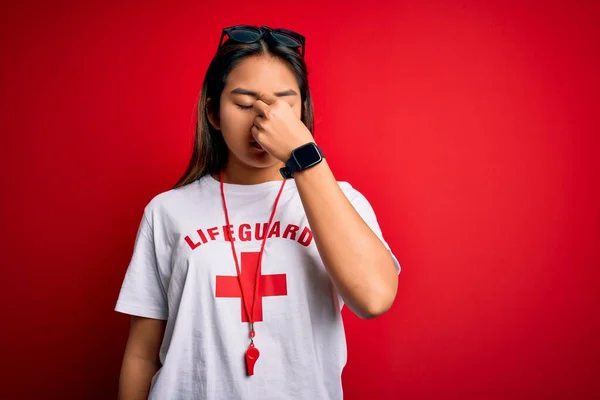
[215,251,287,322]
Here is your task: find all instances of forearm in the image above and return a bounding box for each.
[118,355,160,400]
[294,160,398,319]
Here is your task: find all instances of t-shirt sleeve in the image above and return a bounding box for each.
[347,186,401,275]
[114,211,168,320]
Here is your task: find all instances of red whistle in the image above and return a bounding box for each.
[245,344,260,376]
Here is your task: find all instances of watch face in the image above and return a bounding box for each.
[293,143,322,168]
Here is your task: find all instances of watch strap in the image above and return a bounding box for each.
[279,142,324,179]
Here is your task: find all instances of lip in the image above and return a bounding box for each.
[250,141,263,150]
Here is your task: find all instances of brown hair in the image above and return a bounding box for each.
[173,38,314,188]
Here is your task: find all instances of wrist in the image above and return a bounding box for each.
[293,158,327,179]
[280,142,325,179]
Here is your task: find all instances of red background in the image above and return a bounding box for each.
[2,1,599,399]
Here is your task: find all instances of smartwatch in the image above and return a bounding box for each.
[280,142,325,179]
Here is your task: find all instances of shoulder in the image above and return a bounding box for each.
[141,178,206,222]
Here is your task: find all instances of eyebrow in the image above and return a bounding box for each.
[230,88,298,97]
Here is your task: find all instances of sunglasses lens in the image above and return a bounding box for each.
[228,28,261,43]
[271,32,302,48]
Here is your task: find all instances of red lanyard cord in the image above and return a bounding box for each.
[219,171,287,339]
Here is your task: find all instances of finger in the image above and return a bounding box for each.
[251,127,267,146]
[251,124,260,138]
[253,115,265,129]
[253,100,270,118]
[258,92,277,105]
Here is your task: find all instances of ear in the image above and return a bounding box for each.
[206,97,221,130]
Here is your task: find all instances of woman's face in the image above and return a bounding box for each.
[209,55,302,172]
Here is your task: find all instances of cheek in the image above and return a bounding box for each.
[219,103,251,133]
[292,102,302,118]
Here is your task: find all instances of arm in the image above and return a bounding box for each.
[247,94,398,318]
[118,316,166,400]
[294,160,398,319]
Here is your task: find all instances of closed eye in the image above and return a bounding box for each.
[236,104,253,110]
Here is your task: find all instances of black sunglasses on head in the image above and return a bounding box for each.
[218,25,305,56]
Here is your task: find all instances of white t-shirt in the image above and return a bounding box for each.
[115,174,400,400]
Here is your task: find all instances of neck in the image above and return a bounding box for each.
[215,161,285,185]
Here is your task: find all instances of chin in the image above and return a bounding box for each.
[236,149,281,170]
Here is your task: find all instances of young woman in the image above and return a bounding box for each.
[115,25,400,400]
